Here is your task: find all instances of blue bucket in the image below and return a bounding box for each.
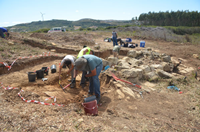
[140,41,145,47]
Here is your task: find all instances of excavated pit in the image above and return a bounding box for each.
[0,58,116,114]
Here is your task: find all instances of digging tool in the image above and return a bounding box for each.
[110,71,141,89]
[131,88,144,98]
[59,80,66,93]
[139,91,143,98]
[63,83,71,89]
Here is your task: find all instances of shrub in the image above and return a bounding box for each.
[185,34,191,42]
[31,28,50,33]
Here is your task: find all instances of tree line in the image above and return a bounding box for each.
[138,10,200,27]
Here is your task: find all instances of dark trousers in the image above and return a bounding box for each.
[0,29,5,38]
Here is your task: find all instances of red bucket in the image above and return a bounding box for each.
[82,100,98,116]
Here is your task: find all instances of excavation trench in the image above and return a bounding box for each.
[0,42,129,75]
[0,58,115,114]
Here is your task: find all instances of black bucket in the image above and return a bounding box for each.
[28,72,36,82]
[42,67,49,75]
[36,70,44,79]
[84,95,96,103]
[51,64,56,73]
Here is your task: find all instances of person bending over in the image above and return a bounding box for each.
[0,27,9,39]
[75,55,103,104]
[113,45,121,59]
[77,45,94,87]
[59,55,76,88]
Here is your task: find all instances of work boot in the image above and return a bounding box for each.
[80,83,86,88]
[70,83,76,88]
[70,78,76,88]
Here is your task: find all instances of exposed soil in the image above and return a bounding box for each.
[0,32,200,131]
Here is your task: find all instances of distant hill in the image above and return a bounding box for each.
[7,19,133,32]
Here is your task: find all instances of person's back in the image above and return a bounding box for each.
[112,31,117,38]
[0,27,8,38]
[77,47,91,58]
[113,45,121,58]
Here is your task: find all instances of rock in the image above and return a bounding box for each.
[152,51,160,58]
[8,41,14,45]
[116,89,125,99]
[107,57,118,66]
[102,58,109,67]
[150,64,163,70]
[114,65,129,71]
[143,50,151,56]
[127,50,137,58]
[121,69,138,78]
[122,87,136,98]
[139,65,152,73]
[118,60,130,68]
[145,71,158,81]
[78,118,84,122]
[114,82,123,89]
[193,54,199,59]
[94,45,100,50]
[157,69,173,78]
[161,62,171,72]
[161,55,171,62]
[128,58,137,65]
[134,60,143,66]
[146,47,152,51]
[50,49,56,52]
[51,42,56,46]
[136,51,143,56]
[122,56,130,62]
[135,69,143,79]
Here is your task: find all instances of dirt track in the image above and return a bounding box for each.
[0,32,200,131]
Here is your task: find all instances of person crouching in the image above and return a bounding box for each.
[113,45,121,59]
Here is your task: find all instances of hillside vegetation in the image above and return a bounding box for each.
[8,19,132,32]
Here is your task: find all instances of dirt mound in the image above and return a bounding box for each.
[2,89,22,103]
[30,33,53,40]
[62,35,95,46]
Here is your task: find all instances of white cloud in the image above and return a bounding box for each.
[123,12,130,15]
[3,22,10,24]
[12,21,23,24]
[76,10,79,12]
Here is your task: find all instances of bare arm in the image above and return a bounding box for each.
[67,64,74,74]
[59,64,63,79]
[85,68,96,77]
[83,49,89,55]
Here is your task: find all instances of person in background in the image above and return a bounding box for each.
[113,45,121,59]
[0,27,9,39]
[112,30,118,46]
[59,55,76,88]
[75,55,103,104]
[77,45,94,87]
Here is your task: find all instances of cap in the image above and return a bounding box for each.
[75,57,87,71]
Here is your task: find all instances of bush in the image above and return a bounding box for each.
[31,28,50,33]
[185,34,191,42]
[166,26,200,35]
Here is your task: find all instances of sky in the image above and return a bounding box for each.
[0,0,200,27]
